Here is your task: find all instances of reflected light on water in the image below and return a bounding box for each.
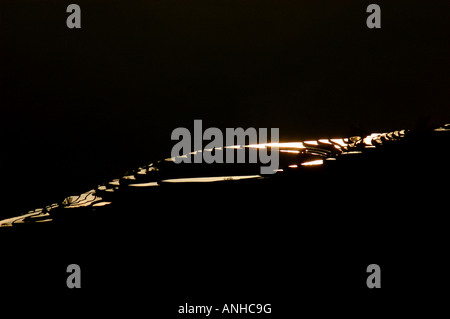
[247,144,266,149]
[247,142,305,149]
[5,123,444,228]
[304,140,319,146]
[301,160,324,166]
[330,139,347,147]
[363,133,382,145]
[266,142,305,149]
[0,211,42,227]
[128,182,159,187]
[343,151,362,155]
[109,179,120,186]
[161,175,262,183]
[92,201,112,207]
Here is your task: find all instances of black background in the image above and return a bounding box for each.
[1,0,449,316]
[1,0,449,217]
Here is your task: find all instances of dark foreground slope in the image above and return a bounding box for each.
[1,125,449,317]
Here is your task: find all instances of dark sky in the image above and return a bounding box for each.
[0,0,449,214]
